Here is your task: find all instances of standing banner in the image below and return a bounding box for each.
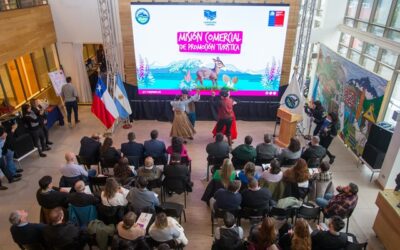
[48,70,67,96]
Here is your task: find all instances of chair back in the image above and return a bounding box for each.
[269,207,296,221]
[207,155,228,167]
[240,206,268,224]
[281,158,299,167]
[163,176,187,194]
[88,175,108,194]
[68,204,97,227]
[296,205,321,221]
[147,177,163,190]
[307,157,321,169]
[126,155,141,169]
[59,175,82,188]
[76,155,93,166]
[100,157,115,172]
[232,157,249,170]
[112,235,151,250]
[147,237,182,249]
[153,156,167,166]
[255,157,274,166]
[97,203,125,225]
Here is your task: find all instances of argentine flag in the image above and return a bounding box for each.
[114,74,132,119]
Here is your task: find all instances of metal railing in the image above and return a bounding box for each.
[0,0,47,12]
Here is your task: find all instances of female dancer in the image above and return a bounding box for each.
[319,112,339,164]
[211,90,237,145]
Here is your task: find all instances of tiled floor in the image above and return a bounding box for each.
[0,107,385,249]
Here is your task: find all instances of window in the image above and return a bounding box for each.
[6,61,26,106]
[387,30,400,42]
[44,45,57,71]
[346,0,359,18]
[384,75,400,124]
[361,57,376,71]
[0,65,12,105]
[370,25,385,36]
[381,49,398,67]
[16,55,40,98]
[359,0,374,21]
[32,49,50,89]
[350,50,361,63]
[338,45,348,56]
[373,0,392,25]
[351,38,363,51]
[365,43,379,58]
[390,1,400,28]
[377,64,394,79]
[340,33,351,46]
[357,21,369,31]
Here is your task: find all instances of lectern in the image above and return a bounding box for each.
[274,107,303,148]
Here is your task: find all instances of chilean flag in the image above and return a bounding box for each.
[91,78,119,128]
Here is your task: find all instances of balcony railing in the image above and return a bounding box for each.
[0,0,47,11]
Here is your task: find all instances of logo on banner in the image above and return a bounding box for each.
[135,8,150,25]
[268,10,285,27]
[285,94,300,109]
[204,10,217,26]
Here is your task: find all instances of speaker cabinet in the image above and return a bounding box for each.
[362,143,386,170]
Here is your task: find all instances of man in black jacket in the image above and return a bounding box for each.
[206,133,230,159]
[241,178,275,209]
[9,210,46,248]
[120,132,144,159]
[301,136,326,167]
[163,153,192,192]
[311,216,348,250]
[31,99,53,146]
[36,176,69,209]
[0,125,22,183]
[67,180,100,207]
[78,133,101,165]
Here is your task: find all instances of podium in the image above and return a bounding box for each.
[275,107,303,148]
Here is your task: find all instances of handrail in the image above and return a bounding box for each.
[0,0,47,12]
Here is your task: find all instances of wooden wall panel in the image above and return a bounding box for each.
[0,5,56,65]
[119,0,299,86]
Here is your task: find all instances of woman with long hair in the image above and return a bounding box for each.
[278,137,301,163]
[319,112,339,164]
[248,217,279,250]
[101,177,129,206]
[100,137,121,166]
[213,158,236,187]
[238,162,260,185]
[282,158,310,185]
[170,91,200,140]
[166,136,190,160]
[149,212,188,245]
[261,159,283,183]
[279,218,311,250]
[114,157,135,185]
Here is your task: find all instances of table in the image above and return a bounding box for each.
[373,190,400,250]
[46,105,64,129]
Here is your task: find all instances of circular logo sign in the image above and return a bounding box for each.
[135,8,150,25]
[285,94,300,109]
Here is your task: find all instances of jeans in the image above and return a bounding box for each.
[65,100,79,123]
[5,150,17,176]
[187,112,196,127]
[30,128,46,153]
[315,192,334,208]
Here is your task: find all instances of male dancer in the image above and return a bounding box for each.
[212,90,236,146]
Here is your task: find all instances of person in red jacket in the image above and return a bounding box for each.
[211,90,237,146]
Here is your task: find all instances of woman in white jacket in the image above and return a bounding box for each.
[149,212,188,246]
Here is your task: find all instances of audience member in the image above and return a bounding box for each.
[241,177,275,209]
[100,137,121,166]
[248,217,279,250]
[278,137,301,163]
[67,180,99,207]
[213,180,242,211]
[114,157,135,185]
[311,216,347,250]
[282,158,310,186]
[238,162,260,185]
[120,132,144,159]
[164,153,192,192]
[22,104,48,157]
[116,212,145,241]
[101,177,129,206]
[213,158,236,188]
[231,136,257,164]
[213,212,244,250]
[61,76,80,126]
[261,159,283,183]
[127,176,159,213]
[311,161,332,182]
[137,157,162,181]
[60,152,96,182]
[279,218,311,250]
[0,126,22,183]
[301,136,326,164]
[42,207,87,249]
[31,98,53,145]
[256,134,279,162]
[36,176,68,209]
[166,137,190,160]
[316,183,359,218]
[149,212,188,246]
[144,130,167,162]
[78,133,101,165]
[206,133,230,159]
[9,210,45,247]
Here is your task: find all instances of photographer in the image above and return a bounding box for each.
[31,99,53,146]
[305,100,326,136]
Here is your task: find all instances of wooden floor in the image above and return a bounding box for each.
[0,107,385,249]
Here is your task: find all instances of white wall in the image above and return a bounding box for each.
[48,0,102,43]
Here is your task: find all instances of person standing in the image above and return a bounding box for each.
[319,112,339,164]
[305,100,326,136]
[31,99,53,146]
[181,89,200,127]
[61,76,79,127]
[22,104,49,157]
[212,90,236,146]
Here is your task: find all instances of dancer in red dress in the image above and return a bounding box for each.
[211,90,237,145]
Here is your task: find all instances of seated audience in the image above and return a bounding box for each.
[149,212,188,246]
[36,176,68,209]
[166,136,190,161]
[116,212,145,241]
[67,180,100,207]
[144,130,167,162]
[78,133,101,165]
[312,216,347,250]
[101,177,129,206]
[114,157,135,185]
[1,125,23,183]
[9,210,45,247]
[256,134,279,162]
[42,207,87,249]
[238,162,260,185]
[311,161,332,182]
[60,152,96,182]
[213,212,244,250]
[279,218,311,250]
[316,183,359,218]
[301,136,326,165]
[137,157,162,181]
[213,180,242,211]
[120,132,144,159]
[278,137,301,163]
[100,137,121,166]
[127,176,160,213]
[241,177,275,209]
[206,133,230,159]
[231,135,257,165]
[282,158,310,187]
[247,217,279,250]
[213,158,236,188]
[163,153,192,190]
[261,159,283,183]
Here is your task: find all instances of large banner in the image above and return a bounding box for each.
[313,44,388,156]
[131,3,290,96]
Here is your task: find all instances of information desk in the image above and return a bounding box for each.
[373,190,400,250]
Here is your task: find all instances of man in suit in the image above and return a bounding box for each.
[120,132,144,159]
[163,153,192,191]
[143,130,167,163]
[301,136,326,165]
[241,178,275,209]
[206,133,230,159]
[78,133,101,165]
[9,210,46,248]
